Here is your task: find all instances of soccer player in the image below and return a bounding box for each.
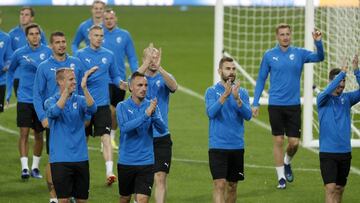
[0,30,12,113]
[71,0,105,53]
[75,25,124,185]
[102,8,138,150]
[137,44,177,203]
[6,23,52,180]
[33,31,85,203]
[205,56,252,203]
[45,67,97,203]
[252,23,324,189]
[8,7,47,98]
[116,71,166,203]
[317,55,360,203]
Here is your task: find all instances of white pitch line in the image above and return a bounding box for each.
[177,84,360,176]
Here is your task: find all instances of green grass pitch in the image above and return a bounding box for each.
[0,6,360,203]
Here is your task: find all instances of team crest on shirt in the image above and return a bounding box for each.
[102,57,107,64]
[289,54,295,60]
[70,63,75,69]
[40,53,46,60]
[73,102,78,109]
[116,37,122,44]
[0,41,3,48]
[156,80,161,87]
[341,98,345,105]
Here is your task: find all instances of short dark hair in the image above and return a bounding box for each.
[219,56,234,69]
[20,7,35,17]
[89,24,103,32]
[92,0,106,7]
[50,31,65,44]
[25,23,41,36]
[129,72,145,83]
[329,68,341,80]
[104,8,116,15]
[275,23,291,34]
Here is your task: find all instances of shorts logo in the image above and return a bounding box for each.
[116,37,122,44]
[70,63,75,69]
[73,102,77,109]
[164,163,169,168]
[40,53,46,60]
[102,57,107,64]
[0,41,4,48]
[289,54,295,60]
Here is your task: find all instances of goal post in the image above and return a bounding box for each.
[214,0,360,148]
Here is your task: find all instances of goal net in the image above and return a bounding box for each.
[214,0,360,147]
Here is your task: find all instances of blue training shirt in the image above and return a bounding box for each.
[7,44,52,103]
[253,40,324,107]
[71,18,96,54]
[33,54,85,122]
[0,31,13,86]
[103,26,138,81]
[8,25,47,79]
[205,82,252,149]
[146,73,175,137]
[116,97,166,165]
[45,93,97,163]
[75,46,122,106]
[317,70,360,153]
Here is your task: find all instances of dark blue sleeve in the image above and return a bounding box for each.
[151,106,166,134]
[303,40,324,63]
[45,97,62,119]
[317,72,346,107]
[33,65,47,122]
[205,87,223,119]
[117,103,151,134]
[125,33,138,73]
[253,54,270,107]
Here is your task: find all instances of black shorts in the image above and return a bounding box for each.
[85,105,111,137]
[109,84,126,107]
[0,85,5,112]
[13,78,19,98]
[117,164,154,197]
[320,152,352,186]
[45,128,50,154]
[17,102,44,132]
[153,134,173,173]
[268,105,301,137]
[51,161,90,199]
[209,149,245,182]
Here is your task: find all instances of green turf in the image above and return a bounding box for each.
[0,6,360,203]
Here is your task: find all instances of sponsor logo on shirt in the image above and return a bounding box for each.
[156,80,161,87]
[102,57,107,64]
[272,56,279,61]
[116,37,122,44]
[216,92,221,97]
[85,58,91,63]
[22,55,32,62]
[128,109,133,114]
[73,102,77,109]
[40,53,46,60]
[14,37,20,41]
[289,54,295,60]
[50,68,56,72]
[0,41,3,48]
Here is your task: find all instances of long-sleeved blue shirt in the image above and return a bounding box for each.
[317,70,360,153]
[7,44,52,103]
[253,40,324,107]
[45,93,97,163]
[0,31,13,85]
[116,97,166,165]
[205,82,252,149]
[103,26,138,81]
[71,18,96,54]
[146,73,176,137]
[8,25,47,79]
[33,55,85,122]
[75,46,121,106]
